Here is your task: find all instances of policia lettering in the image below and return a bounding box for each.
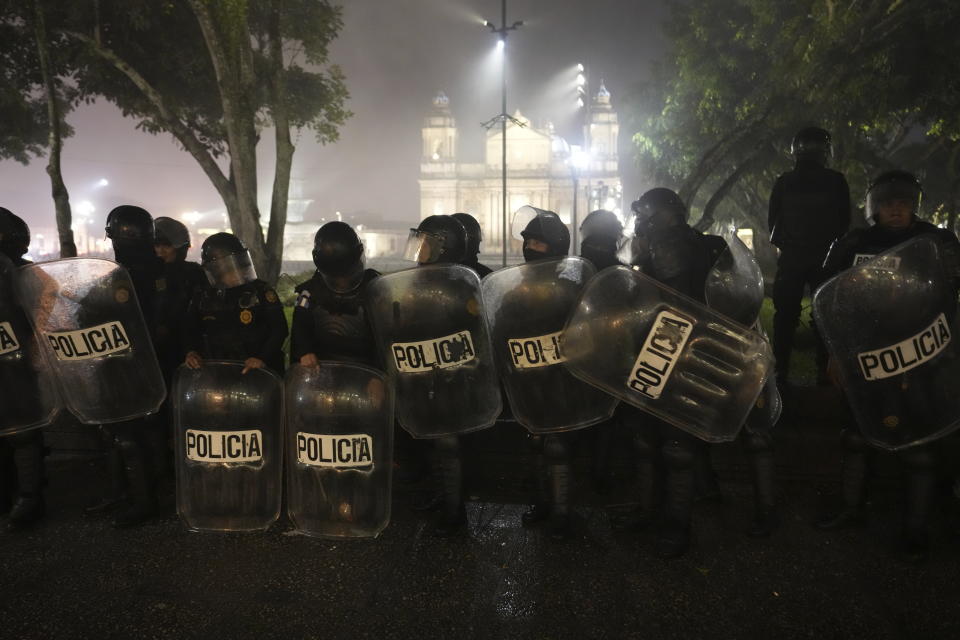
[0,321,20,355]
[46,321,131,360]
[858,313,951,381]
[296,433,374,469]
[627,310,695,399]
[508,330,565,369]
[185,429,263,463]
[391,330,476,373]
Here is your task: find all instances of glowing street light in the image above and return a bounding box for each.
[482,0,523,267]
[95,178,109,188]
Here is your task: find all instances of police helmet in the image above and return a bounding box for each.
[200,232,257,288]
[403,215,468,265]
[313,221,365,292]
[105,205,154,243]
[512,206,570,259]
[865,170,922,224]
[154,217,191,249]
[451,212,483,256]
[630,188,687,235]
[0,207,30,260]
[579,209,623,242]
[790,127,832,163]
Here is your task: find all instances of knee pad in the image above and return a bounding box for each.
[841,428,867,453]
[543,435,570,464]
[899,446,935,473]
[662,439,695,471]
[743,430,773,455]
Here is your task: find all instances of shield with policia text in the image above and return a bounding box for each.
[174,361,283,532]
[813,236,960,450]
[365,263,502,439]
[0,256,60,436]
[482,256,617,433]
[562,266,773,442]
[15,258,164,424]
[704,231,781,431]
[286,362,394,538]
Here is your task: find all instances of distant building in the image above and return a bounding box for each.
[419,86,622,255]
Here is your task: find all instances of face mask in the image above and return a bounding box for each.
[523,247,549,263]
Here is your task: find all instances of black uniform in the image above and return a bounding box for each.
[769,158,850,383]
[0,252,47,529]
[153,260,206,383]
[816,219,960,560]
[291,269,380,365]
[623,202,728,557]
[183,280,288,375]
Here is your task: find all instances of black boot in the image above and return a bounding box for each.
[545,435,572,540]
[522,435,550,526]
[7,431,46,531]
[86,427,127,515]
[112,436,157,528]
[745,430,779,537]
[817,429,868,530]
[428,436,466,537]
[656,438,695,558]
[897,446,935,563]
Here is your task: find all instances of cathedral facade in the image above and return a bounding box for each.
[419,85,622,256]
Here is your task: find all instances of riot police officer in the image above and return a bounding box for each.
[512,208,581,538]
[403,215,472,536]
[291,221,380,366]
[184,232,287,375]
[579,209,623,271]
[100,205,166,527]
[451,212,492,277]
[815,170,960,562]
[620,188,728,557]
[769,127,851,388]
[0,208,47,530]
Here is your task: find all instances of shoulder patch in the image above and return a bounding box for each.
[296,290,311,309]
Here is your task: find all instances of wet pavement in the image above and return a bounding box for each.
[3,387,960,639]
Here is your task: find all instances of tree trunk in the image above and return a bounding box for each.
[34,0,76,258]
[693,150,764,232]
[264,0,292,283]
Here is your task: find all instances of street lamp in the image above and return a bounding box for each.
[569,145,591,252]
[482,1,523,267]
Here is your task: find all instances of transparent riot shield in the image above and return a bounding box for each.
[365,264,501,438]
[0,257,60,435]
[482,257,617,433]
[704,230,765,327]
[173,361,283,532]
[15,258,165,424]
[285,362,394,538]
[813,236,960,450]
[563,266,773,442]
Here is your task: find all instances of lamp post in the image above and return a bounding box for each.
[482,0,523,267]
[569,145,591,253]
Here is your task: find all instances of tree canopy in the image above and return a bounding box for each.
[628,0,960,239]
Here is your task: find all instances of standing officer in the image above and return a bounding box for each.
[0,209,47,530]
[769,127,850,387]
[183,232,287,375]
[451,212,492,278]
[815,170,960,562]
[621,188,727,558]
[101,205,166,527]
[291,221,379,366]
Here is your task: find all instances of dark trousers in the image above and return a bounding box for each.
[772,249,829,382]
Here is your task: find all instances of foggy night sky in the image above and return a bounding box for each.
[0,0,667,232]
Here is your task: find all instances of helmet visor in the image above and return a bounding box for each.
[866,181,921,222]
[403,229,444,264]
[203,251,257,288]
[512,206,542,242]
[320,260,365,293]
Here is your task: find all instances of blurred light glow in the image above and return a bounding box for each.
[181,210,202,225]
[577,63,585,73]
[95,178,109,188]
[570,146,591,170]
[576,74,586,86]
[497,39,504,50]
[76,200,95,217]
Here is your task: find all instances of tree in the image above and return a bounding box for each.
[627,0,960,238]
[0,0,79,257]
[65,0,350,283]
